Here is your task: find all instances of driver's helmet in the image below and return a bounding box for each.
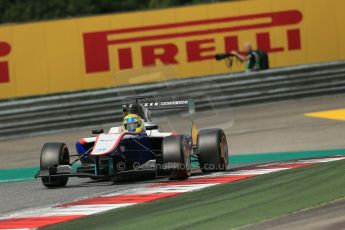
[122,114,145,133]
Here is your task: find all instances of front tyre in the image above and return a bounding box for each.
[197,129,228,172]
[40,143,70,188]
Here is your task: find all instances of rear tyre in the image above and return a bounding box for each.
[162,135,191,180]
[40,143,70,188]
[197,129,228,172]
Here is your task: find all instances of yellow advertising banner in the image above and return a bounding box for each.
[0,0,344,100]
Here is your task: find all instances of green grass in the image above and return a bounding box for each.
[44,159,345,230]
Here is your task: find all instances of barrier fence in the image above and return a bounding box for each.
[0,61,344,140]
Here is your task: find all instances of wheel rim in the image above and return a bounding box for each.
[220,135,228,168]
[61,146,70,164]
[182,141,191,176]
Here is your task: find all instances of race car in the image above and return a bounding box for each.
[36,98,229,188]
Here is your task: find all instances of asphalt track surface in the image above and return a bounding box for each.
[1,165,259,216]
[1,95,345,228]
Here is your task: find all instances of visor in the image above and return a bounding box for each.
[125,122,140,132]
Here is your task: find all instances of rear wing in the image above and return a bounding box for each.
[123,97,197,142]
[122,98,195,121]
[143,100,194,111]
